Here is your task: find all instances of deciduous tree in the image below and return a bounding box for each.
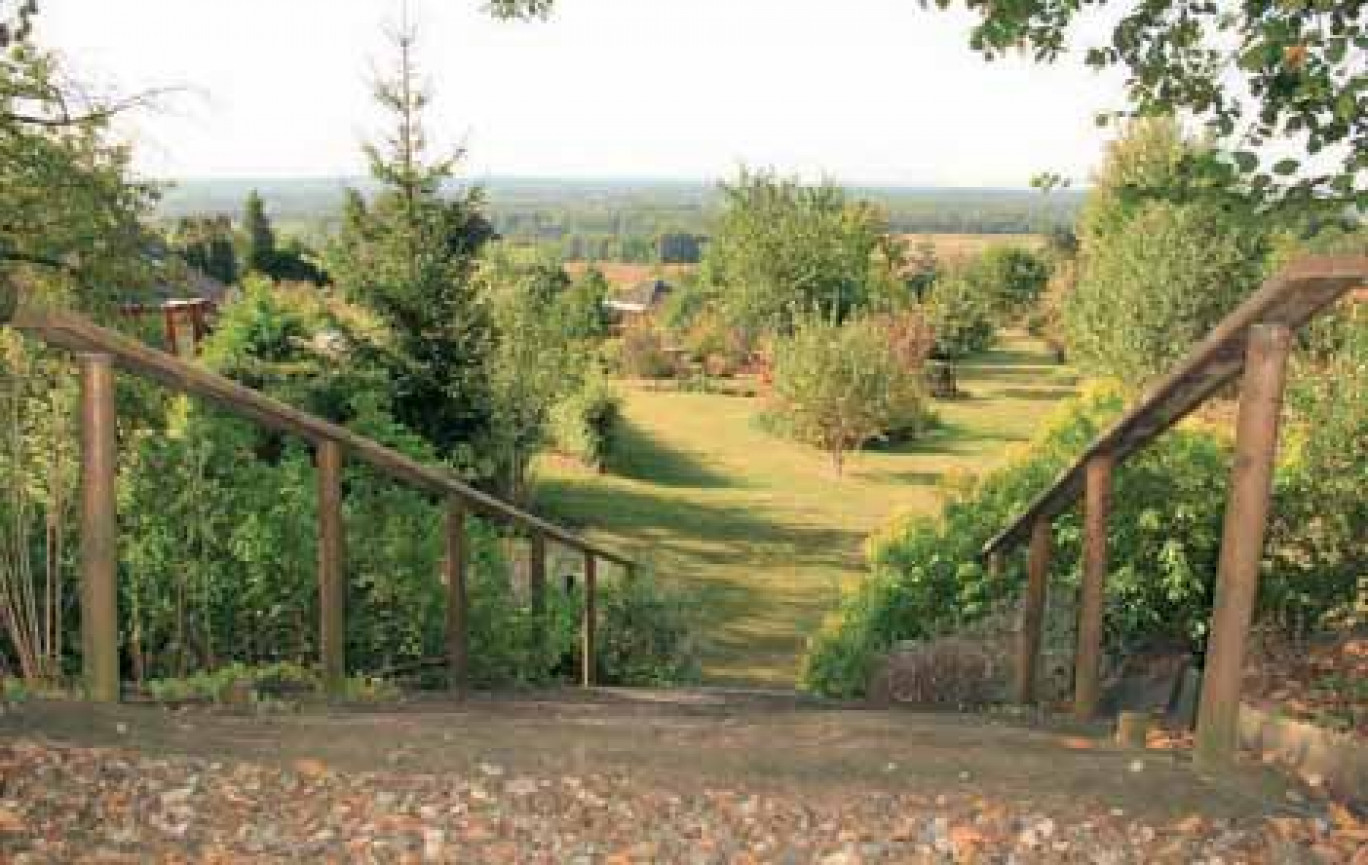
[703,170,894,336]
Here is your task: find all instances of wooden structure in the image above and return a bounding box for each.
[981,256,1366,769]
[12,309,634,700]
[121,298,216,356]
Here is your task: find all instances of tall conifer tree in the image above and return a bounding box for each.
[326,11,497,472]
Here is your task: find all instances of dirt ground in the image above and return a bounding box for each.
[0,689,1361,863]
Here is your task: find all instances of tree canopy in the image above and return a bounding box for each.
[1,46,157,317]
[702,170,900,335]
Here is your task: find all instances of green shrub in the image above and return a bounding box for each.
[803,382,1230,697]
[142,661,399,704]
[963,245,1050,319]
[618,321,676,379]
[768,315,931,473]
[1266,305,1367,633]
[926,274,996,360]
[591,576,702,686]
[465,564,579,687]
[552,376,622,471]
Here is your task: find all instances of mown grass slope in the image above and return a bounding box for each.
[535,332,1078,686]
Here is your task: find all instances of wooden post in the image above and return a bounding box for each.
[529,531,547,616]
[582,552,597,687]
[79,353,119,703]
[444,500,469,693]
[1195,323,1292,769]
[1116,711,1153,748]
[162,306,178,355]
[317,439,346,697]
[1074,451,1113,719]
[1015,518,1051,704]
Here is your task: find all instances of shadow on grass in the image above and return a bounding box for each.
[607,419,737,489]
[877,420,1024,458]
[536,480,859,574]
[880,469,944,486]
[534,478,861,677]
[995,385,1080,400]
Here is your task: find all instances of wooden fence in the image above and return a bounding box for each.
[11,309,636,700]
[981,255,1367,770]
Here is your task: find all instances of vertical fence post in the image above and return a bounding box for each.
[582,552,597,687]
[1195,323,1292,770]
[1074,451,1113,719]
[79,353,119,703]
[529,531,547,617]
[162,307,178,355]
[1015,518,1051,705]
[445,500,469,693]
[317,439,346,698]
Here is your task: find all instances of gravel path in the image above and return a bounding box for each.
[0,692,1363,863]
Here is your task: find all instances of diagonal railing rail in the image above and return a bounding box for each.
[977,254,1366,770]
[11,308,632,699]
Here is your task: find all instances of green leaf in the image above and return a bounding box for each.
[1272,158,1299,176]
[1233,151,1260,172]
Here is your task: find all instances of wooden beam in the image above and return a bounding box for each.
[10,310,636,569]
[444,500,469,693]
[79,353,119,703]
[1195,324,1293,769]
[1015,517,1051,705]
[982,256,1366,558]
[1074,452,1112,719]
[582,552,597,688]
[317,439,346,697]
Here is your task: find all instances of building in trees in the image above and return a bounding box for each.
[605,278,675,329]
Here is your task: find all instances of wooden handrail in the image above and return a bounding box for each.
[12,309,636,569]
[981,255,1368,558]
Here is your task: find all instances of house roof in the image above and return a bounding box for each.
[606,278,673,314]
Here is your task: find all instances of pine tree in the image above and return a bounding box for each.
[241,190,276,276]
[326,15,497,472]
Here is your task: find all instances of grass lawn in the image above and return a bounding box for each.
[533,332,1079,687]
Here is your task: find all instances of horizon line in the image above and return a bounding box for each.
[156,173,1089,193]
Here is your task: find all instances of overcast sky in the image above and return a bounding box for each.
[40,0,1129,186]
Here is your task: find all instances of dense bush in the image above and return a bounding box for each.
[615,320,677,379]
[552,375,623,471]
[1266,304,1367,634]
[926,273,996,360]
[1064,119,1270,384]
[963,245,1051,319]
[681,311,751,377]
[112,285,696,690]
[769,316,931,473]
[592,576,702,686]
[1066,199,1268,382]
[803,383,1231,697]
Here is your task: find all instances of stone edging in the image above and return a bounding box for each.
[1239,702,1367,803]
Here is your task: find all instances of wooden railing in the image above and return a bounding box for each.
[11,309,636,700]
[979,255,1367,770]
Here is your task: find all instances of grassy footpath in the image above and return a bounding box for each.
[534,332,1078,686]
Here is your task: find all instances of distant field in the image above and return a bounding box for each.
[563,233,1045,291]
[895,232,1044,266]
[534,332,1079,686]
[563,262,696,289]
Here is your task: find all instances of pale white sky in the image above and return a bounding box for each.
[40,0,1128,186]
